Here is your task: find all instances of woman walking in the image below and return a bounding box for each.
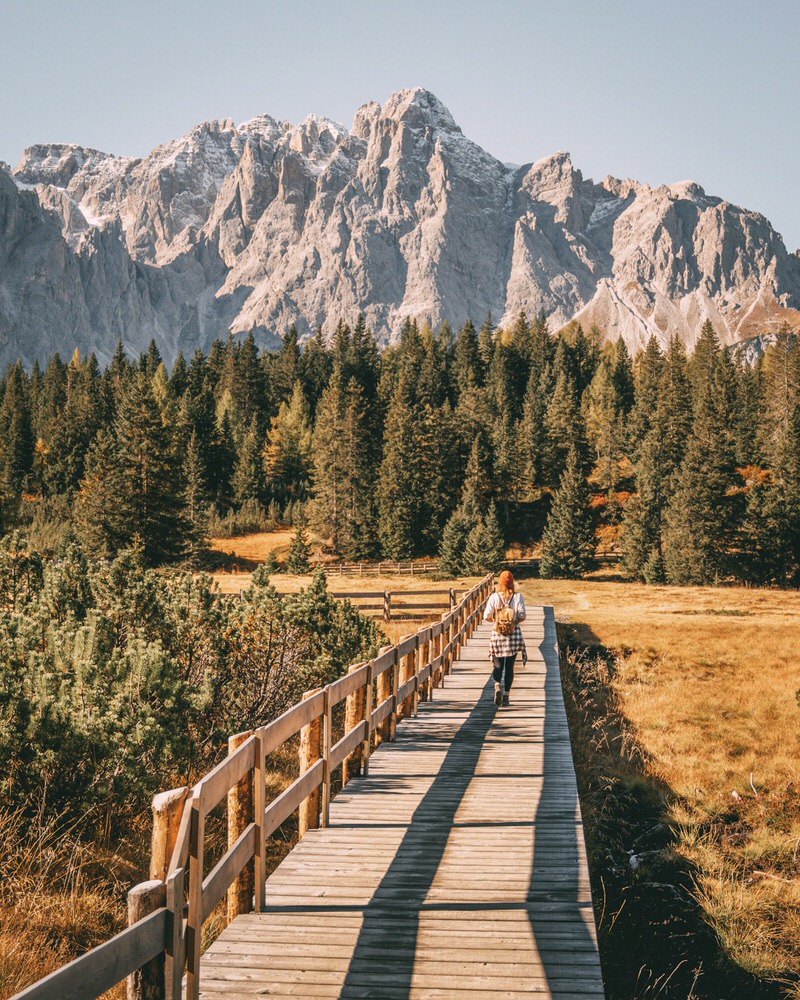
[483,569,527,706]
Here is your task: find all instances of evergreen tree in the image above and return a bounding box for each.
[437,507,473,576]
[626,337,663,459]
[662,432,739,585]
[461,501,506,574]
[539,446,595,578]
[376,377,422,559]
[263,382,314,508]
[183,430,210,568]
[0,361,33,497]
[111,371,188,564]
[583,346,626,498]
[231,417,264,508]
[298,325,333,415]
[287,522,313,574]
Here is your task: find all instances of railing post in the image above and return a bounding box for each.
[389,647,400,740]
[397,635,413,721]
[127,880,166,1000]
[418,631,429,704]
[343,662,366,785]
[254,729,266,912]
[185,797,203,1000]
[298,688,323,837]
[375,646,394,745]
[362,660,374,776]
[383,590,391,621]
[226,730,254,922]
[449,587,456,609]
[432,625,442,691]
[321,688,332,827]
[412,635,421,716]
[150,787,188,883]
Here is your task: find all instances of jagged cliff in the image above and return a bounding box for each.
[3,87,799,366]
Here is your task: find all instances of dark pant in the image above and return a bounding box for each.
[492,655,516,692]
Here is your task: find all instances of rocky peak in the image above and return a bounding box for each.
[381,87,462,135]
[15,143,114,188]
[1,88,799,368]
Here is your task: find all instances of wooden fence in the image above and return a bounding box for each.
[329,587,458,620]
[325,559,438,575]
[13,573,494,1000]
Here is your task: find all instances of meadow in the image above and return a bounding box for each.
[528,572,800,997]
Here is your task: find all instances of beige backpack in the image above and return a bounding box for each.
[495,596,516,635]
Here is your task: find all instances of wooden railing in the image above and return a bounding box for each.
[13,573,494,1000]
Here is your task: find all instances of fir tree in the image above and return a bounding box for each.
[231,417,264,508]
[461,501,506,574]
[539,447,595,578]
[183,430,210,568]
[263,382,314,508]
[287,522,313,574]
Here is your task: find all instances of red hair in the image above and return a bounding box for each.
[497,570,515,597]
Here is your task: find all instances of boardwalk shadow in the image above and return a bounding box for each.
[338,674,497,999]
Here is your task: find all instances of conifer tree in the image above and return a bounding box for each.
[231,417,264,508]
[539,446,595,578]
[583,347,626,498]
[542,366,589,485]
[298,325,333,415]
[626,337,663,459]
[0,361,33,497]
[437,507,473,576]
[461,501,506,574]
[183,430,210,568]
[376,377,421,559]
[111,371,188,564]
[287,522,313,574]
[662,432,738,585]
[263,382,314,508]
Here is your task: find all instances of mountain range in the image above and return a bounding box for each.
[2,86,799,368]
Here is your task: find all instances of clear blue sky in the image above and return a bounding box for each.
[3,0,799,249]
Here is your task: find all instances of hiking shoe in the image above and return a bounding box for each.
[494,682,503,706]
[502,693,510,706]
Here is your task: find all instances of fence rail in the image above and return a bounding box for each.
[12,573,494,1000]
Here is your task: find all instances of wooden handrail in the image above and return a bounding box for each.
[12,572,494,1000]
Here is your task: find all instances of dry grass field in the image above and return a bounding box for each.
[522,571,800,996]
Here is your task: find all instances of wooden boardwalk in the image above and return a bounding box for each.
[199,605,605,999]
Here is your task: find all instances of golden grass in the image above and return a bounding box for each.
[523,572,800,988]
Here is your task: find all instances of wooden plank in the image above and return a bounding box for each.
[202,822,258,921]
[326,662,368,705]
[328,719,368,772]
[197,734,257,819]
[395,633,418,658]
[258,690,325,755]
[12,909,167,1000]
[263,759,324,838]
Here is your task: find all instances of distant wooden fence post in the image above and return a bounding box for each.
[383,590,391,621]
[298,689,323,837]
[127,880,166,1000]
[227,729,255,922]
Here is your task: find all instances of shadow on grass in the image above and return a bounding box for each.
[558,622,790,1000]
